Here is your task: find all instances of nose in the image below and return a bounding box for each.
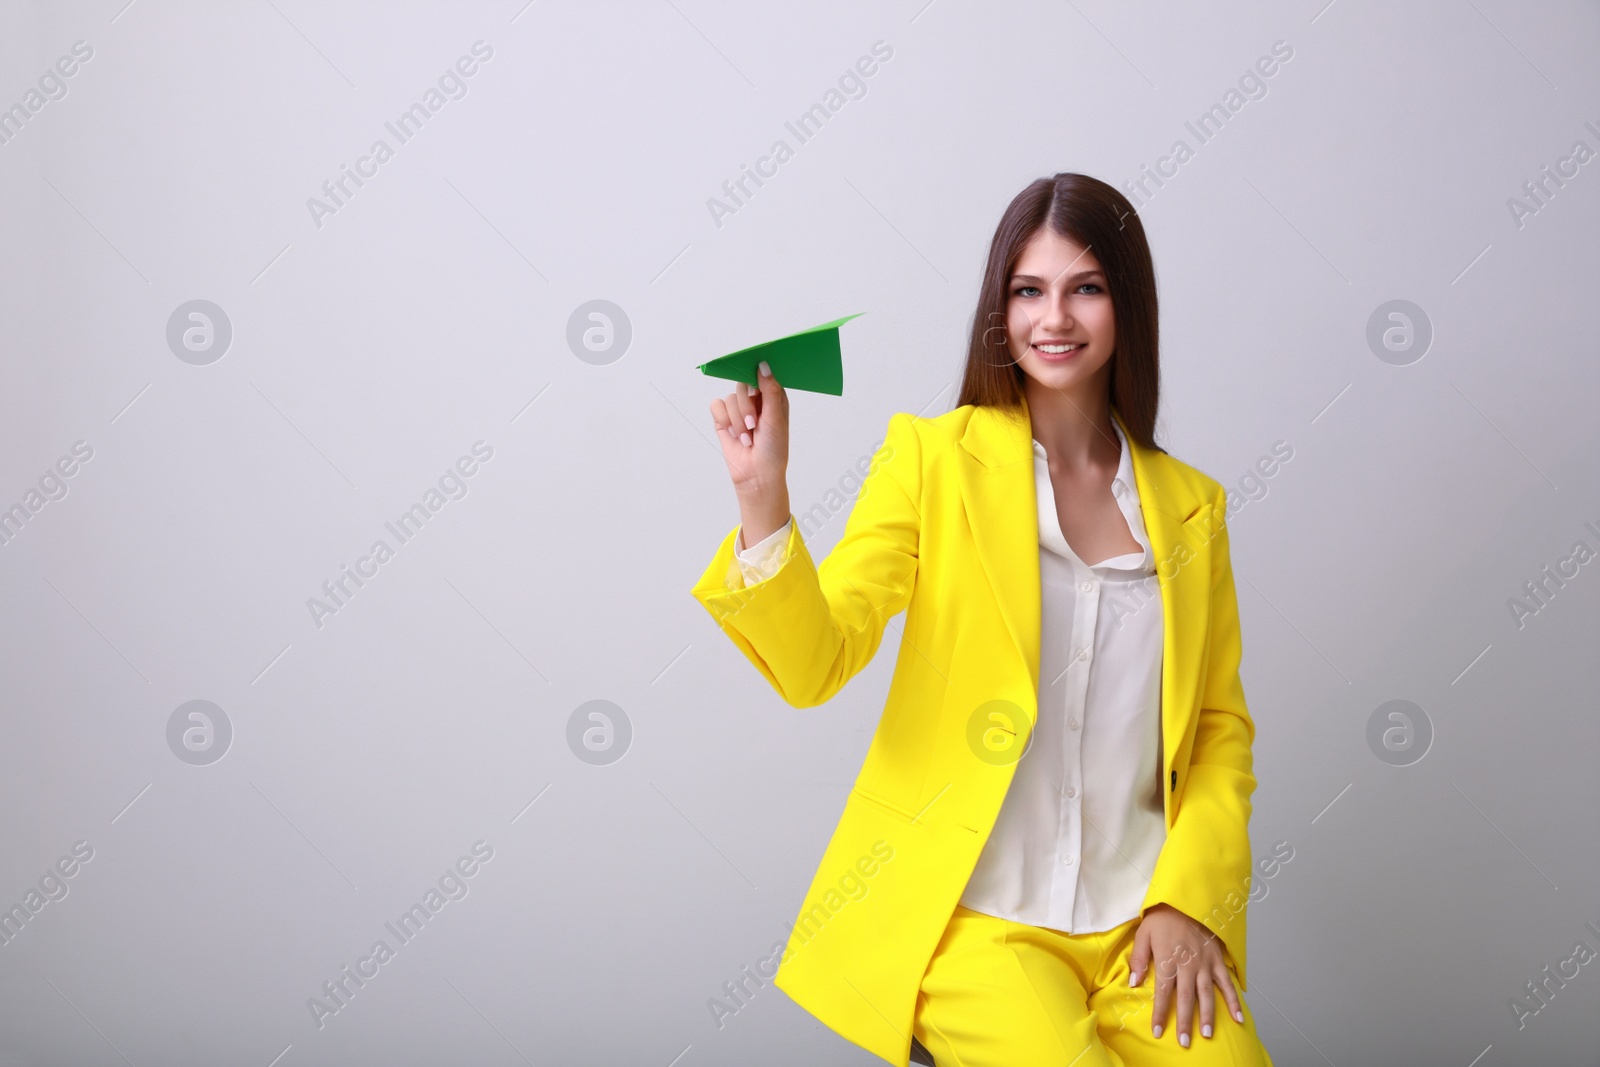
[1041,289,1076,331]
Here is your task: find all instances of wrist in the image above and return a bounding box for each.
[735,487,790,519]
[735,492,790,548]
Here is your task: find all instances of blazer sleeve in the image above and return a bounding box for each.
[690,412,921,708]
[1140,483,1258,984]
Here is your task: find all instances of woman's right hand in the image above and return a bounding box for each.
[709,360,791,545]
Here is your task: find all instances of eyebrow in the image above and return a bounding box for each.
[1010,270,1105,283]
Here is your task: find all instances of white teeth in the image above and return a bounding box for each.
[1036,343,1081,354]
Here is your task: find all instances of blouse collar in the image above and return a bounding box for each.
[1031,417,1151,571]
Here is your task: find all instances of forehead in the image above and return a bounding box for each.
[1011,229,1103,277]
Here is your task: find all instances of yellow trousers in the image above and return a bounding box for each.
[913,906,1275,1066]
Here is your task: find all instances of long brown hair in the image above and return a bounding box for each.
[954,173,1163,453]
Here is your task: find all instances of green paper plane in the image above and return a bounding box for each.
[698,313,863,396]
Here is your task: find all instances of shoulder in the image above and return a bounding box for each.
[882,404,984,450]
[872,406,982,474]
[869,406,968,458]
[879,405,970,430]
[1147,447,1225,510]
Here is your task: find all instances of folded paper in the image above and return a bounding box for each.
[698,313,862,396]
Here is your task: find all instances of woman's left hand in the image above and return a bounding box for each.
[1128,903,1244,1047]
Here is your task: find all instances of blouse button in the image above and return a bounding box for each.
[1080,580,1094,593]
[1062,855,1075,865]
[1065,786,1077,798]
[1067,717,1079,730]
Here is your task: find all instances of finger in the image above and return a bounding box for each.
[1175,962,1196,1048]
[745,376,765,420]
[755,361,787,424]
[710,397,740,449]
[710,396,730,433]
[1197,966,1216,1040]
[757,358,781,392]
[1150,965,1171,1039]
[1127,926,1150,988]
[1217,962,1244,1025]
[758,367,790,435]
[732,384,758,441]
[723,390,753,447]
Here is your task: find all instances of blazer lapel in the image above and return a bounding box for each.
[955,401,1042,702]
[1116,408,1209,824]
[955,398,1208,825]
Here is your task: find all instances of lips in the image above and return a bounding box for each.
[1032,342,1084,360]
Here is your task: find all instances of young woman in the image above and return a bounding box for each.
[693,173,1274,1066]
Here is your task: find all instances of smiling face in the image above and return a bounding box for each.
[1006,227,1116,398]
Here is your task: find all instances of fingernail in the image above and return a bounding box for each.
[1202,1024,1212,1038]
[759,360,771,377]
[740,432,751,446]
[744,414,756,429]
[1234,1010,1243,1023]
[1129,971,1138,987]
[1179,1033,1189,1048]
[1152,1025,1162,1038]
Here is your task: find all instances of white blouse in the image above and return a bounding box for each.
[730,417,1167,936]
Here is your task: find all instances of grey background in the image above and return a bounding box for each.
[1,1,1596,1064]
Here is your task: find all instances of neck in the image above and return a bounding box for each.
[1024,378,1119,468]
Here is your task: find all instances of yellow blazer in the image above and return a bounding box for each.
[691,395,1259,1067]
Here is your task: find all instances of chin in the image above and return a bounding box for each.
[1024,360,1088,384]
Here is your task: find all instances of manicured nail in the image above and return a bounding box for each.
[740,432,751,446]
[744,414,756,429]
[1202,1024,1212,1038]
[1129,971,1139,987]
[759,360,771,377]
[1233,1010,1243,1023]
[1179,1033,1189,1048]
[1152,1025,1162,1038]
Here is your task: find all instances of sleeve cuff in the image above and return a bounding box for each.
[733,517,795,586]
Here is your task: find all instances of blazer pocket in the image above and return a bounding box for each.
[1181,500,1224,543]
[1221,938,1243,986]
[850,785,922,825]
